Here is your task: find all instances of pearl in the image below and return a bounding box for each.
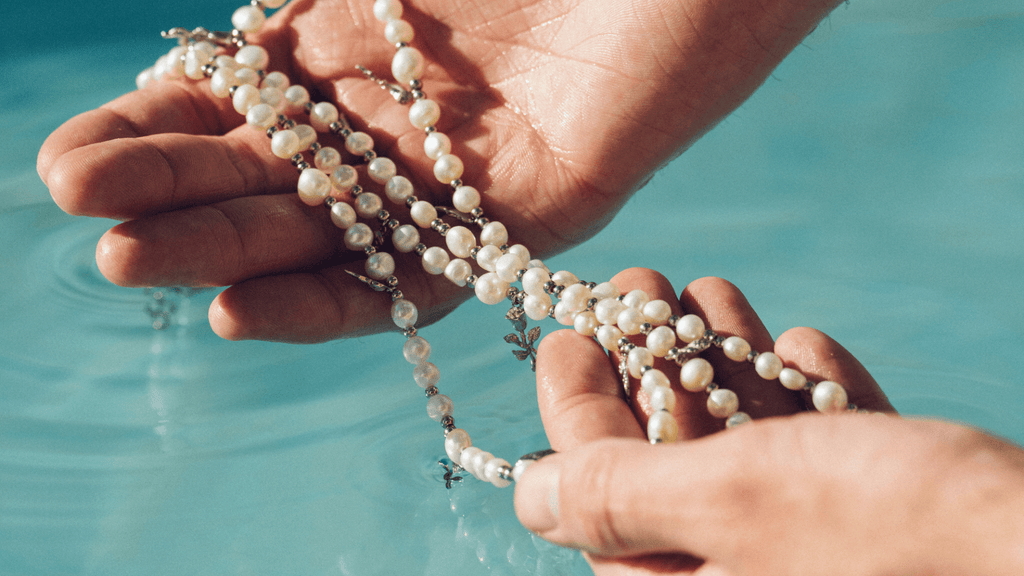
[778,368,807,391]
[754,352,784,380]
[812,381,848,413]
[136,68,154,90]
[595,297,626,325]
[314,147,342,171]
[365,252,396,280]
[466,450,493,481]
[433,154,464,184]
[508,244,531,264]
[235,45,270,70]
[296,168,332,206]
[344,223,373,250]
[426,394,454,422]
[551,271,579,287]
[475,245,502,272]
[310,102,340,132]
[284,85,310,113]
[409,99,441,129]
[214,54,240,72]
[617,307,645,335]
[185,42,214,79]
[409,201,438,228]
[573,311,599,337]
[385,176,414,203]
[445,226,476,258]
[596,324,624,351]
[421,246,450,275]
[495,253,525,283]
[330,202,357,229]
[475,272,509,305]
[292,124,317,151]
[643,300,672,325]
[459,447,483,473]
[260,87,286,111]
[726,412,753,428]
[413,362,440,388]
[707,389,739,418]
[330,165,358,193]
[391,225,420,253]
[647,411,679,444]
[484,457,513,488]
[355,192,383,219]
[403,336,431,364]
[675,314,705,342]
[627,347,654,378]
[559,283,592,313]
[373,0,403,21]
[646,326,676,357]
[262,71,289,90]
[511,459,533,482]
[384,19,415,44]
[234,67,261,87]
[367,157,397,184]
[640,368,670,392]
[553,301,575,326]
[591,282,620,300]
[522,268,550,297]
[392,46,425,84]
[443,258,472,287]
[231,83,260,114]
[270,129,301,159]
[424,132,451,161]
[444,428,471,465]
[649,386,676,412]
[231,5,266,33]
[722,336,752,362]
[345,132,374,155]
[391,299,419,329]
[622,289,650,310]
[524,294,552,321]
[449,186,480,215]
[679,357,714,392]
[209,68,239,98]
[245,103,277,129]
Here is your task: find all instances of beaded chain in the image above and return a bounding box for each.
[137,0,858,489]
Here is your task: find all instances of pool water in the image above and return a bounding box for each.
[2,1,1022,575]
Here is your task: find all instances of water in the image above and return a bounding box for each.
[2,1,1022,575]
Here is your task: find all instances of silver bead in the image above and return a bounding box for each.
[475,216,489,227]
[516,269,527,281]
[328,121,345,134]
[586,297,599,311]
[390,289,404,301]
[266,126,278,137]
[201,64,217,77]
[377,209,390,222]
[290,153,304,165]
[425,386,439,397]
[639,365,653,376]
[746,351,758,363]
[403,326,417,338]
[411,90,426,100]
[414,243,427,256]
[294,161,310,172]
[466,274,478,287]
[639,323,653,335]
[405,196,418,208]
[470,207,485,218]
[281,118,296,129]
[364,150,377,162]
[470,246,481,259]
[303,101,314,114]
[424,125,436,133]
[450,179,462,189]
[409,79,423,90]
[350,184,363,199]
[706,382,719,393]
[323,196,337,207]
[364,246,376,256]
[228,85,239,97]
[309,141,321,153]
[667,315,680,327]
[440,415,454,429]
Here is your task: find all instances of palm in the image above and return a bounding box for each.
[39,0,831,342]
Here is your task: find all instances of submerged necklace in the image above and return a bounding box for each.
[138,0,857,489]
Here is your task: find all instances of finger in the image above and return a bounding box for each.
[774,327,896,413]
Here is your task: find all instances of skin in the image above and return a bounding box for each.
[514,269,1024,576]
[37,0,842,342]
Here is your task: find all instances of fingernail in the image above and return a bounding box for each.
[514,456,561,534]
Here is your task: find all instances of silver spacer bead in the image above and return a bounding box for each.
[424,125,436,133]
[405,196,418,208]
[450,179,462,189]
[385,218,399,230]
[617,337,633,350]
[465,274,478,288]
[586,297,599,311]
[266,126,279,137]
[440,415,454,430]
[377,209,390,222]
[228,85,239,97]
[281,118,296,129]
[409,79,423,90]
[639,365,653,376]
[364,150,377,162]
[413,243,427,256]
[303,101,314,114]
[290,153,304,165]
[390,289,404,301]
[309,141,322,153]
[543,280,557,294]
[551,285,565,297]
[403,326,417,338]
[516,269,527,281]
[425,386,439,397]
[250,0,265,9]
[294,161,310,172]
[706,382,719,393]
[497,464,515,482]
[475,216,489,227]
[386,275,399,287]
[499,244,510,253]
[396,42,409,49]
[665,347,680,361]
[639,323,653,335]
[323,196,337,207]
[201,64,217,77]
[470,246,481,259]
[411,90,426,100]
[364,246,376,256]
[470,207,484,218]
[803,381,816,392]
[667,314,681,327]
[746,351,759,363]
[350,184,363,199]
[328,121,345,134]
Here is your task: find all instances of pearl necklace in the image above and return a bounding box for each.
[138,0,856,489]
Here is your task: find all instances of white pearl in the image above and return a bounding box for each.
[679,357,714,392]
[310,102,340,132]
[344,223,373,250]
[812,381,848,413]
[511,458,533,482]
[508,244,531,264]
[314,147,342,171]
[484,457,513,488]
[384,19,415,44]
[330,202,356,229]
[573,311,599,337]
[722,336,752,362]
[234,67,261,88]
[475,272,509,305]
[292,124,317,151]
[167,46,187,77]
[591,283,619,301]
[452,185,481,213]
[365,252,395,280]
[270,130,300,159]
[524,294,552,321]
[354,192,383,219]
[367,157,397,184]
[643,300,672,325]
[392,225,420,253]
[209,68,238,98]
[403,336,431,364]
[426,394,453,421]
[385,176,414,203]
[779,368,807,391]
[596,324,624,351]
[424,132,451,161]
[413,362,439,388]
[392,46,425,84]
[245,103,277,129]
[707,389,740,419]
[445,429,471,466]
[259,86,286,111]
[345,132,374,155]
[373,0,403,22]
[495,253,524,283]
[136,67,155,90]
[445,226,476,258]
[726,412,753,428]
[594,297,626,325]
[410,201,438,228]
[433,154,464,184]
[475,245,502,272]
[627,347,654,378]
[459,447,482,473]
[186,42,215,78]
[235,45,270,70]
[231,83,260,114]
[262,71,289,90]
[214,54,240,72]
[409,99,441,129]
[647,411,679,444]
[443,258,472,287]
[232,5,266,33]
[153,55,170,80]
[296,168,331,206]
[421,246,449,275]
[391,299,419,329]
[675,314,705,342]
[622,289,650,310]
[466,450,493,481]
[754,352,784,380]
[640,368,669,392]
[553,301,575,326]
[646,326,676,357]
[649,386,676,412]
[522,268,550,297]
[559,284,592,313]
[284,85,310,113]
[551,270,578,286]
[617,307,645,335]
[330,165,358,193]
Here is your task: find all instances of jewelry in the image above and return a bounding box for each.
[137,0,857,489]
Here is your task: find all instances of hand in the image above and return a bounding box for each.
[514,269,1024,575]
[37,0,842,342]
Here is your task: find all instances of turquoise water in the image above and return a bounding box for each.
[2,1,1022,575]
